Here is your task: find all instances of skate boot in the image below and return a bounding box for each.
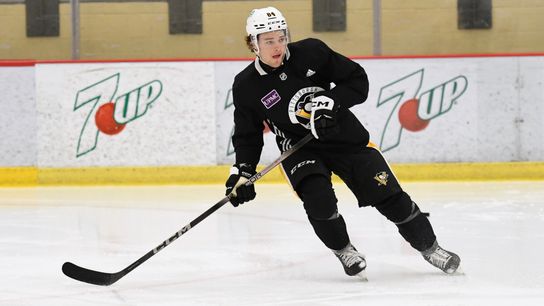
[421,241,460,274]
[332,243,367,279]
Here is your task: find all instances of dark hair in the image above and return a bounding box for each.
[245,35,255,53]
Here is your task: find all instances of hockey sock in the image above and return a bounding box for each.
[308,214,350,251]
[397,213,436,251]
[375,192,436,251]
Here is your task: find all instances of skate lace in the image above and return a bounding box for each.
[336,248,363,267]
[425,247,451,269]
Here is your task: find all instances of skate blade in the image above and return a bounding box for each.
[355,270,368,281]
[450,265,465,275]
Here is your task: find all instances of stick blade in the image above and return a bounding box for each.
[62,262,120,286]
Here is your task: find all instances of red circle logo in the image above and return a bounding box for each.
[95,102,126,135]
[398,98,430,132]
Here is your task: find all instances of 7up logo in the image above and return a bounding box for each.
[377,69,467,152]
[74,73,163,157]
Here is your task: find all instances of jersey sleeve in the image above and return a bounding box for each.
[309,38,369,109]
[231,77,264,166]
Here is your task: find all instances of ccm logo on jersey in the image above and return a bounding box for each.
[311,95,334,110]
[290,160,316,175]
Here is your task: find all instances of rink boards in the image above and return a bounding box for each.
[1,55,543,185]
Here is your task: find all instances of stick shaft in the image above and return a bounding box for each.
[147,133,313,258]
[63,134,313,286]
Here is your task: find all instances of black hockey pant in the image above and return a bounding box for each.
[281,145,436,252]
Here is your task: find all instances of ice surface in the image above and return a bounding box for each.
[1,181,543,305]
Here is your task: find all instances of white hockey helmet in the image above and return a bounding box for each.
[246,7,289,55]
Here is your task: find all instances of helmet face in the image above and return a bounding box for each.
[246,7,289,55]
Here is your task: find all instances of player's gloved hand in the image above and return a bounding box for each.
[310,93,340,140]
[225,163,257,207]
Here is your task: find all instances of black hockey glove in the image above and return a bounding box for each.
[225,163,257,207]
[310,94,340,140]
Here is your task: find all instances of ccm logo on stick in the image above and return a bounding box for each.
[290,160,316,175]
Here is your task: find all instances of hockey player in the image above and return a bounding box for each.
[225,6,460,279]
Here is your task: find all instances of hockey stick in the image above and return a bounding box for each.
[62,133,313,286]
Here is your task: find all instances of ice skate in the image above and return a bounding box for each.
[421,241,460,274]
[332,243,367,280]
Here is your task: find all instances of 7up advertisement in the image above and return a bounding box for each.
[74,73,163,158]
[351,58,476,163]
[35,62,217,167]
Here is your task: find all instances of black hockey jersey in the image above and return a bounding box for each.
[231,38,370,166]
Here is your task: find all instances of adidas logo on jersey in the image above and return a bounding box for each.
[306,69,316,77]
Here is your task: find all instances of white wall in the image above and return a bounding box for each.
[0,66,36,166]
[1,55,543,168]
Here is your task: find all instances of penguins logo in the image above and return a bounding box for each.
[373,171,389,186]
[288,86,324,129]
